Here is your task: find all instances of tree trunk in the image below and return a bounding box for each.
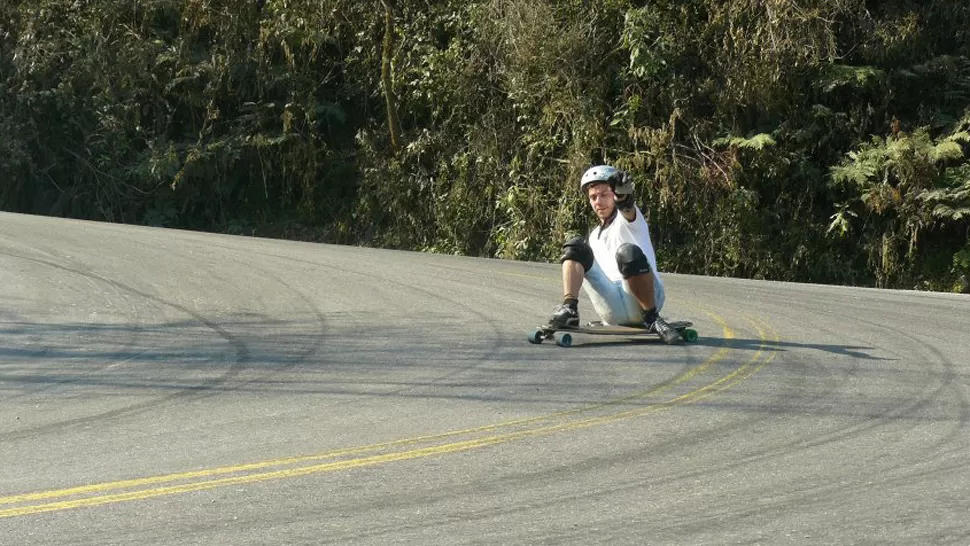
[380,0,401,154]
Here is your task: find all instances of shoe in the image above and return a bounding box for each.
[644,309,680,344]
[548,304,579,328]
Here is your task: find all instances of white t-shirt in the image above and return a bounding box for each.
[588,207,662,285]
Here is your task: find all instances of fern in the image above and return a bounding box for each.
[830,143,884,187]
[931,204,970,220]
[819,64,885,93]
[946,131,970,143]
[713,133,777,150]
[827,203,858,237]
[932,141,964,162]
[920,165,970,220]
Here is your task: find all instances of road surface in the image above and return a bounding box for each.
[2,212,968,544]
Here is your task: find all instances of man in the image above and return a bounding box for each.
[548,165,680,343]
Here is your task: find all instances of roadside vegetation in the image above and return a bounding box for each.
[2,0,969,290]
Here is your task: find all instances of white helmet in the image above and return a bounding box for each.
[580,165,621,193]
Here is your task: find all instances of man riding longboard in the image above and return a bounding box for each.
[543,165,681,345]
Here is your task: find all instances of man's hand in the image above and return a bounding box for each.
[614,171,635,212]
[614,170,634,197]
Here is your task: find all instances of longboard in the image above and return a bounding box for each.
[528,320,697,347]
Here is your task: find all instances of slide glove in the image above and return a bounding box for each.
[613,171,635,211]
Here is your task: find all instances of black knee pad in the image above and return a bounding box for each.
[615,243,652,279]
[560,237,594,272]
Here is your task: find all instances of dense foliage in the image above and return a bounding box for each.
[2,0,969,290]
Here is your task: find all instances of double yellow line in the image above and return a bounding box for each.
[1,311,777,518]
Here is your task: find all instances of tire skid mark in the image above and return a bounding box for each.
[200,255,330,394]
[822,312,970,463]
[1,251,152,400]
[627,309,967,533]
[223,247,514,398]
[0,311,775,518]
[1,251,251,440]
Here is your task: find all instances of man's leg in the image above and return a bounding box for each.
[562,259,585,304]
[615,243,656,312]
[624,272,657,312]
[548,237,594,327]
[615,243,679,343]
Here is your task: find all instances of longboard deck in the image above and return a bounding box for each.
[547,320,692,336]
[528,320,697,346]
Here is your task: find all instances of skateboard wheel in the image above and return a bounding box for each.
[554,332,572,347]
[527,329,544,344]
[682,329,698,342]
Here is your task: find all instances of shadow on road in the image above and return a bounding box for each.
[557,335,890,361]
[688,337,892,361]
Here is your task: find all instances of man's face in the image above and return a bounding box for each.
[586,182,615,221]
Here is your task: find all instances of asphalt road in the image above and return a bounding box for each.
[2,211,968,545]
